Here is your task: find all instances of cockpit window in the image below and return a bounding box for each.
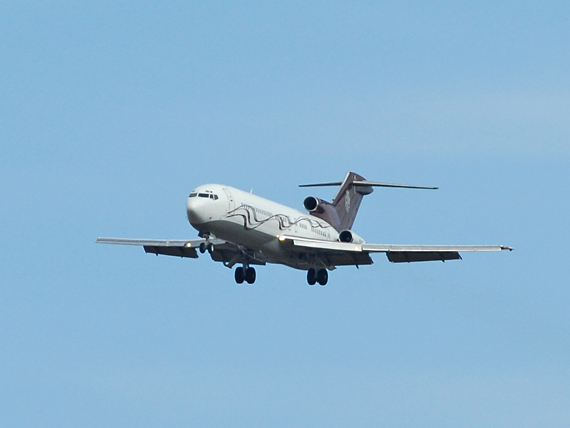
[191,190,219,200]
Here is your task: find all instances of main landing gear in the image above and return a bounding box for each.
[307,268,328,286]
[235,266,256,284]
[233,267,327,286]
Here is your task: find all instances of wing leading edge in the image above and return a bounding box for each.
[278,235,512,264]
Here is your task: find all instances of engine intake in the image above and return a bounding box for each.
[303,196,320,212]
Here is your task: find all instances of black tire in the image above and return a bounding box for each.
[245,267,256,284]
[235,267,245,284]
[307,268,317,286]
[317,269,328,286]
[199,242,207,254]
[207,242,215,253]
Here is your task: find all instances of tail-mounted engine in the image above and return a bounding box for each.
[303,196,322,212]
[303,196,341,229]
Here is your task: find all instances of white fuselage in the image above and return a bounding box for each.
[186,184,343,267]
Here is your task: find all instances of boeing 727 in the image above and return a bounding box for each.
[97,172,511,285]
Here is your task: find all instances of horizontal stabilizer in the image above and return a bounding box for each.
[299,180,438,190]
[353,180,438,190]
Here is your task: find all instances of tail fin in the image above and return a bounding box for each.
[331,172,371,230]
[299,172,372,231]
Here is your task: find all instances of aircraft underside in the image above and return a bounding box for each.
[194,219,360,285]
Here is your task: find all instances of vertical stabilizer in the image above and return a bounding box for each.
[331,172,372,230]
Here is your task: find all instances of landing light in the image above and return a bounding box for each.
[278,235,286,241]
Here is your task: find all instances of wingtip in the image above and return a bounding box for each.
[500,246,514,251]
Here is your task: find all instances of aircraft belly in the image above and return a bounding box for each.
[200,219,317,269]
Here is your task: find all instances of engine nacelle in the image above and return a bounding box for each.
[303,196,342,229]
[303,196,322,213]
[338,230,365,244]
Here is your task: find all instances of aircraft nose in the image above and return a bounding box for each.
[186,196,209,225]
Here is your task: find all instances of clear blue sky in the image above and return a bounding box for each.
[1,1,569,427]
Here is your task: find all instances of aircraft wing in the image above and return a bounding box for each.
[278,235,512,264]
[96,237,209,258]
[96,237,267,267]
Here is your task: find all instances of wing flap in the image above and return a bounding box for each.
[143,245,198,258]
[322,252,374,266]
[386,251,461,263]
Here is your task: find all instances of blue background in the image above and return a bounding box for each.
[1,1,569,426]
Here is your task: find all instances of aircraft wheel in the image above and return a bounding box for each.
[235,267,245,284]
[199,242,207,254]
[245,267,256,284]
[207,242,215,253]
[307,268,317,286]
[317,269,328,286]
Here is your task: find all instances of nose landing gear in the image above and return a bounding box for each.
[199,242,215,254]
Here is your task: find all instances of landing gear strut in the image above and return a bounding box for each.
[307,268,328,286]
[235,266,256,284]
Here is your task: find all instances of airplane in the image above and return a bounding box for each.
[97,172,512,285]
